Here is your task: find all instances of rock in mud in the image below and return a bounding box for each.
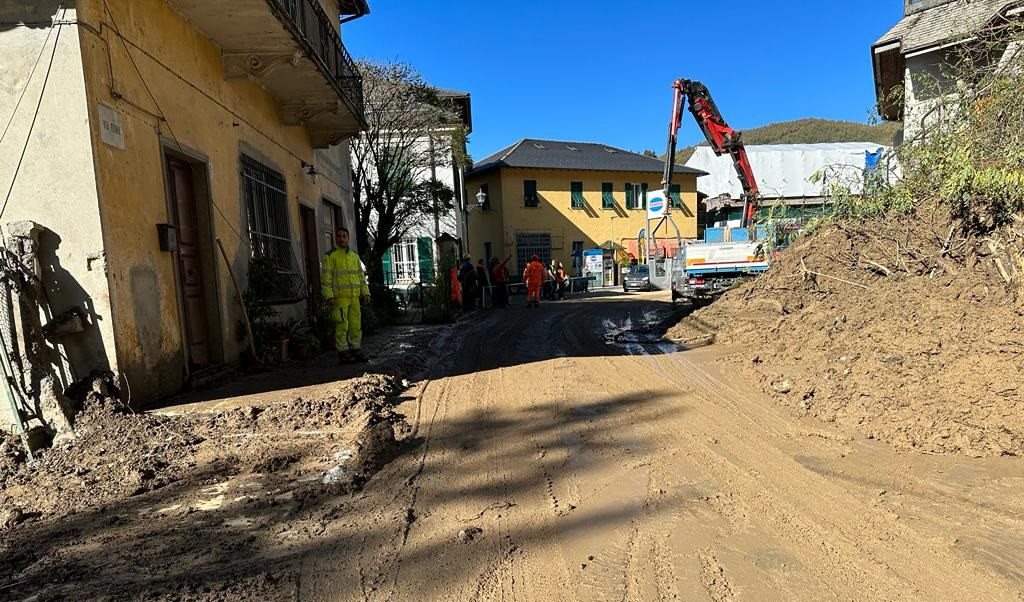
[457,526,483,543]
[772,380,794,394]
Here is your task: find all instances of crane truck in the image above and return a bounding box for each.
[660,79,770,302]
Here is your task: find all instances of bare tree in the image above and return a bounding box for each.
[350,61,467,287]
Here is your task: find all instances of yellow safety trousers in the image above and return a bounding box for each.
[321,248,369,351]
[331,296,362,351]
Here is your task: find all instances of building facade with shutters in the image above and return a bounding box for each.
[0,0,369,404]
[465,139,704,277]
[379,87,471,289]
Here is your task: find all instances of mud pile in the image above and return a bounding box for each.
[0,373,407,600]
[669,207,1024,457]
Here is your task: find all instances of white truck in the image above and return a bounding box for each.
[672,227,769,301]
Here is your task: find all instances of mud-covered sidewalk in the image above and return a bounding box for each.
[0,324,448,601]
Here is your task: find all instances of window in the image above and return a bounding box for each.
[479,183,491,210]
[571,240,584,273]
[601,182,615,209]
[669,184,682,208]
[570,181,585,209]
[625,183,646,210]
[321,198,344,251]
[392,239,418,283]
[241,154,291,270]
[524,180,538,207]
[516,232,551,274]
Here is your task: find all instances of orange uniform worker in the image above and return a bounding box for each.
[523,254,546,308]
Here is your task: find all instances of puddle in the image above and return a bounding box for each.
[602,311,681,356]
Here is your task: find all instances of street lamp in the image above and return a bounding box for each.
[474,186,487,210]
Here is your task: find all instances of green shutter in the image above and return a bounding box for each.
[670,184,682,208]
[641,183,648,209]
[382,247,394,285]
[570,181,584,209]
[625,182,633,209]
[417,237,434,283]
[601,182,614,209]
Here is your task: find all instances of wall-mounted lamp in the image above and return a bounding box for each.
[474,186,487,210]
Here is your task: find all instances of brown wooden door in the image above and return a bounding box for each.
[299,204,321,310]
[167,159,210,367]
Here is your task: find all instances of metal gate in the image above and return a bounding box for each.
[515,232,551,273]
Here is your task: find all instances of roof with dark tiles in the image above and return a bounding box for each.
[469,139,706,177]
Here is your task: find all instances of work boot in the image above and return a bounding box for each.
[349,349,368,363]
[337,350,354,365]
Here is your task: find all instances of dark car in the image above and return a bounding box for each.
[623,265,652,292]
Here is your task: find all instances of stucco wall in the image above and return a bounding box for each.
[316,138,357,254]
[74,0,344,400]
[465,170,505,261]
[904,49,958,140]
[467,167,698,274]
[0,3,117,406]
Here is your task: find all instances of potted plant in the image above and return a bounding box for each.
[285,319,315,360]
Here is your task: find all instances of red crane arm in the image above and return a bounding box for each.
[662,79,759,226]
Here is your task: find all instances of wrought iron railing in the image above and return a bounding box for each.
[267,0,365,126]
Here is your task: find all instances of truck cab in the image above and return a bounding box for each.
[673,226,770,301]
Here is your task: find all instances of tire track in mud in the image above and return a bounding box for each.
[569,355,692,601]
[622,348,1019,601]
[697,548,737,602]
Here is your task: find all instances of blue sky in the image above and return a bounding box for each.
[343,1,903,162]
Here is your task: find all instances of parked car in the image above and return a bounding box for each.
[623,265,652,292]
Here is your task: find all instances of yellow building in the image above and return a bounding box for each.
[465,139,705,279]
[0,0,369,407]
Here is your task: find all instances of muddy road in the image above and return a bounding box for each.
[4,292,1022,601]
[304,292,1023,601]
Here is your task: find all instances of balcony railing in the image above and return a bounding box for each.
[268,0,365,128]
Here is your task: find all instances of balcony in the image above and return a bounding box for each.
[168,0,366,148]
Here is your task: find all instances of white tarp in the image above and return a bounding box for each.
[684,142,890,200]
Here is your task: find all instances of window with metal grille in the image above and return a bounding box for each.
[241,154,292,270]
[392,239,419,283]
[570,181,585,209]
[601,182,615,209]
[515,232,551,274]
[669,184,682,208]
[524,180,538,207]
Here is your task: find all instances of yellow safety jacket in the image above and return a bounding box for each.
[320,248,370,300]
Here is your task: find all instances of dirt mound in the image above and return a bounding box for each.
[0,373,408,600]
[669,207,1024,457]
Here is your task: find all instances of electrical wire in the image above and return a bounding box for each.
[0,14,64,223]
[0,5,62,147]
[98,0,337,254]
[101,0,254,248]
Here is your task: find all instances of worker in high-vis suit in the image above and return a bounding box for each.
[321,227,370,364]
[523,254,545,308]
